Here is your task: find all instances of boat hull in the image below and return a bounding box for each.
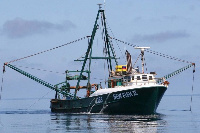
[50,86,167,114]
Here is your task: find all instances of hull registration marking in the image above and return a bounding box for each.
[113,90,138,100]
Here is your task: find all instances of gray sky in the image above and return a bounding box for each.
[0,0,200,100]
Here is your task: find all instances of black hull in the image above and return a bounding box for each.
[50,86,167,114]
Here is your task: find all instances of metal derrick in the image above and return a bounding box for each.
[74,9,118,98]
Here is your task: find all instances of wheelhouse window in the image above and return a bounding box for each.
[142,75,148,81]
[137,76,141,80]
[132,76,134,80]
[124,76,131,82]
[149,76,153,80]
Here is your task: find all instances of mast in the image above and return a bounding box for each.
[74,5,118,98]
[134,47,150,73]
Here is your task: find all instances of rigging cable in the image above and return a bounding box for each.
[105,21,124,59]
[0,65,6,100]
[144,57,148,73]
[101,12,111,75]
[190,63,195,112]
[0,75,3,100]
[10,65,65,75]
[111,37,193,64]
[5,36,87,64]
[28,89,53,109]
[132,54,141,68]
[101,13,118,65]
[100,13,108,86]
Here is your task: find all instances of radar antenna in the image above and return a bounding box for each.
[134,47,150,73]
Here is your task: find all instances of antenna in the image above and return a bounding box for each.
[97,4,102,10]
[104,0,106,11]
[134,47,150,73]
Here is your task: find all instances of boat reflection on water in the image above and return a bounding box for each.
[50,113,167,132]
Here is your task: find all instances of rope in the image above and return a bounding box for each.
[133,54,141,68]
[0,66,5,100]
[111,37,193,64]
[0,75,3,100]
[12,65,65,75]
[104,55,107,86]
[105,21,124,58]
[6,36,87,64]
[190,67,195,112]
[28,90,53,109]
[101,12,105,41]
[144,57,148,72]
[100,13,114,73]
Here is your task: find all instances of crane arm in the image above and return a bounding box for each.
[4,63,74,98]
[157,63,195,84]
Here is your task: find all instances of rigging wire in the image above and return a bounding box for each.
[101,12,118,66]
[144,57,148,73]
[111,37,193,64]
[105,20,124,59]
[190,65,195,112]
[5,36,87,64]
[11,65,65,75]
[0,75,3,100]
[28,89,53,109]
[132,54,141,68]
[0,65,6,100]
[100,14,109,86]
[104,57,107,87]
[100,12,111,75]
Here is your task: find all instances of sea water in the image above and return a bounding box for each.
[0,95,200,133]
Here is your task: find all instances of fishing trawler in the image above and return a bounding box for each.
[3,5,195,114]
[50,46,168,114]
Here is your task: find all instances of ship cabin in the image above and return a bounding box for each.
[108,68,157,88]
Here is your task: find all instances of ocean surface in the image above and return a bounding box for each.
[0,94,200,133]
